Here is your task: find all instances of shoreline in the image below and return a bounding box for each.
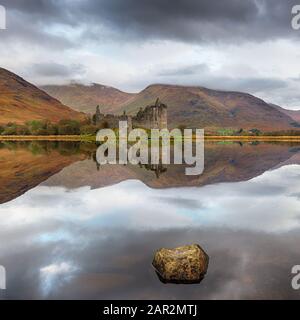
[0,135,92,141]
[1,135,300,142]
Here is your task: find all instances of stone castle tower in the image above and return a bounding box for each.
[95,105,101,123]
[133,98,168,130]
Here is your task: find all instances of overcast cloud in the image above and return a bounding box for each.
[0,0,300,109]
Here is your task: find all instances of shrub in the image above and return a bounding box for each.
[58,120,80,135]
[16,125,31,135]
[80,125,98,135]
[2,126,18,135]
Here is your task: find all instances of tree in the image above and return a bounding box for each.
[58,120,80,135]
[249,128,261,136]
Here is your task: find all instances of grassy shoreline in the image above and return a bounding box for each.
[0,135,92,141]
[1,135,300,141]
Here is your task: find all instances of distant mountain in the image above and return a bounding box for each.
[270,104,300,124]
[42,82,299,132]
[118,84,299,131]
[41,83,134,114]
[0,68,86,125]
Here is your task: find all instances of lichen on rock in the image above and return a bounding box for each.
[152,244,209,284]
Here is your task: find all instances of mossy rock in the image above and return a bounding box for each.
[152,244,209,284]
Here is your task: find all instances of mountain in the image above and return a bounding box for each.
[42,82,299,132]
[270,104,300,123]
[0,68,86,125]
[41,83,134,114]
[118,84,299,131]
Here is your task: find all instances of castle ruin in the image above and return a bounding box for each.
[94,106,133,131]
[93,98,167,130]
[132,98,167,130]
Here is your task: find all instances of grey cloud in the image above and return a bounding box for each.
[153,196,204,209]
[2,0,73,24]
[208,77,288,93]
[76,0,300,43]
[2,0,300,45]
[157,63,288,94]
[0,12,74,50]
[289,192,300,199]
[0,0,77,50]
[31,63,86,78]
[158,64,209,77]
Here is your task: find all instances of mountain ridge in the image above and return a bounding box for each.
[42,82,134,114]
[117,84,299,131]
[270,103,300,123]
[1,68,296,132]
[0,68,86,125]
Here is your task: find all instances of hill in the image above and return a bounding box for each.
[118,84,299,131]
[41,83,134,114]
[0,68,86,125]
[270,104,300,124]
[42,82,300,132]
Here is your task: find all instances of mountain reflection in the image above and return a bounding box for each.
[0,140,300,204]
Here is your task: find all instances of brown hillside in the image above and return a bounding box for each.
[270,104,300,123]
[41,81,300,132]
[42,83,134,114]
[0,68,86,125]
[118,84,298,131]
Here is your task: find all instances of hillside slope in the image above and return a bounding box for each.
[118,84,298,131]
[41,81,300,132]
[271,104,300,123]
[42,83,134,114]
[0,68,86,125]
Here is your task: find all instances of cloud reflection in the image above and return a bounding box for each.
[0,164,299,299]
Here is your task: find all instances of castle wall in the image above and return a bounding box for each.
[93,99,167,131]
[132,100,168,130]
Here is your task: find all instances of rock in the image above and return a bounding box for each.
[152,244,209,284]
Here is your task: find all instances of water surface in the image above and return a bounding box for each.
[0,140,300,299]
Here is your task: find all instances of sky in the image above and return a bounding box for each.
[0,0,300,109]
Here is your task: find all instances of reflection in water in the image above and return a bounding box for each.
[1,140,300,204]
[0,141,300,299]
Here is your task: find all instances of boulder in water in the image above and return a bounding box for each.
[152,244,209,284]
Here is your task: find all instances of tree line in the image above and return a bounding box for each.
[0,119,107,136]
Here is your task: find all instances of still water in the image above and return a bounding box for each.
[0,140,300,299]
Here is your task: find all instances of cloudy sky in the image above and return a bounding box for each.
[0,0,300,109]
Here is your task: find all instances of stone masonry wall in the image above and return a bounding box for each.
[93,98,167,130]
